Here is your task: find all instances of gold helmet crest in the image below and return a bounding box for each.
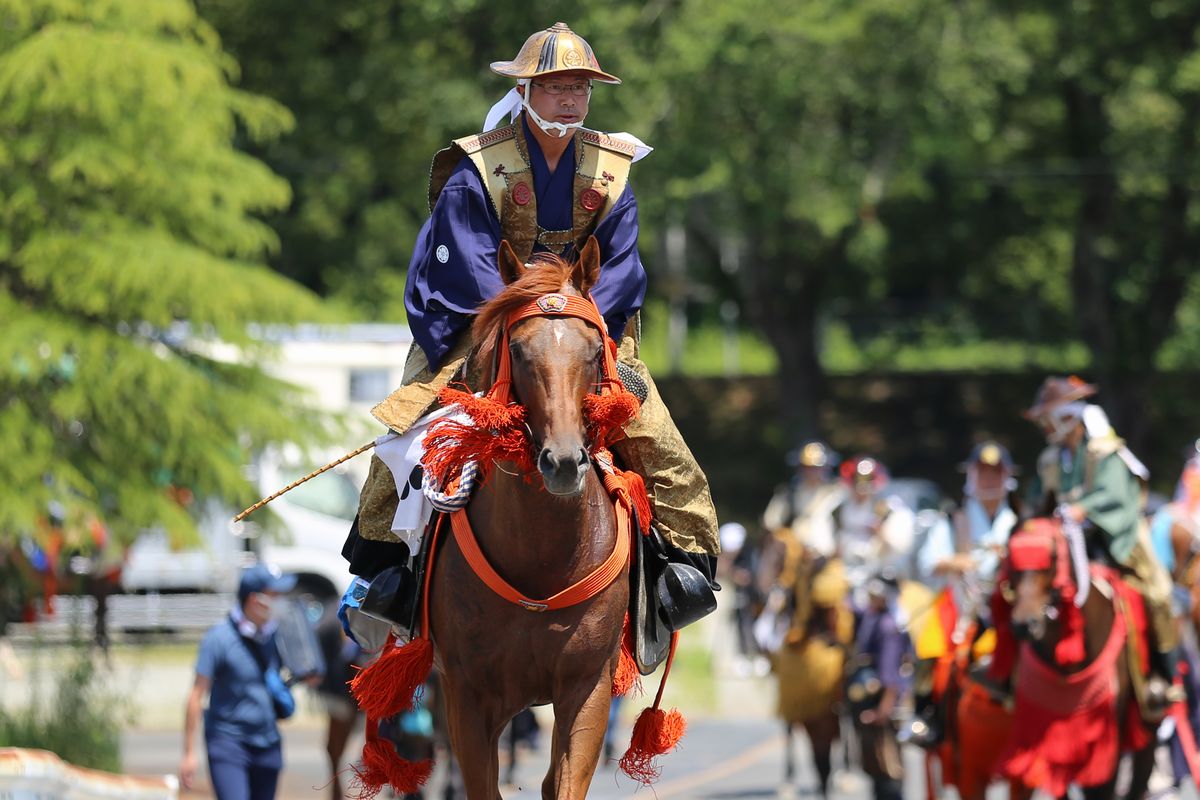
[491,22,620,84]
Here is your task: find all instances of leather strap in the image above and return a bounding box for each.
[489,293,624,406]
[448,470,634,612]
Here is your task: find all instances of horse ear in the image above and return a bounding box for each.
[497,240,523,285]
[574,236,602,294]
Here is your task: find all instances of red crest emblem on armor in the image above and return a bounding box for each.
[580,188,603,211]
[536,293,569,313]
[512,182,532,206]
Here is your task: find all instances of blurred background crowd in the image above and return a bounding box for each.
[4,0,1200,797]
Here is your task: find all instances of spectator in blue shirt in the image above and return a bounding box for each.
[180,564,297,800]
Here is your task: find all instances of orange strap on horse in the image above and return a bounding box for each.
[449,471,633,612]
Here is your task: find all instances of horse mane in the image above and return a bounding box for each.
[471,254,578,375]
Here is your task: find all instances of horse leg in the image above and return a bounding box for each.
[542,671,612,800]
[805,712,838,797]
[1122,743,1156,800]
[442,682,506,800]
[503,717,518,786]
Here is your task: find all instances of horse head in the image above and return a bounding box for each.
[472,237,606,496]
[1002,518,1073,644]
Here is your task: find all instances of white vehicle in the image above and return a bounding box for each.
[120,324,411,607]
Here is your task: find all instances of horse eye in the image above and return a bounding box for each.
[509,342,525,363]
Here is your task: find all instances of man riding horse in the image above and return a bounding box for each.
[1024,375,1180,711]
[340,23,720,643]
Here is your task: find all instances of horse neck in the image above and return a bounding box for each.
[1032,576,1116,673]
[1079,580,1116,663]
[465,463,617,598]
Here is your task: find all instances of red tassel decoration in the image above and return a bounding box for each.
[619,707,687,784]
[421,388,533,487]
[619,632,686,785]
[584,391,640,449]
[611,614,642,698]
[350,636,434,720]
[351,717,434,800]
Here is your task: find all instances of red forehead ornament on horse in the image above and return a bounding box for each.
[348,238,686,800]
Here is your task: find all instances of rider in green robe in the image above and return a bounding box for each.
[1026,376,1180,710]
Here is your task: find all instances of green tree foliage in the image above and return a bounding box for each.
[982,3,1200,449]
[195,1,662,318]
[0,0,328,546]
[627,0,1032,436]
[197,1,1200,454]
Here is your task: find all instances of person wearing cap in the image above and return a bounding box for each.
[181,563,298,800]
[836,456,914,600]
[848,570,909,800]
[951,441,1020,582]
[761,440,845,559]
[1025,375,1179,706]
[916,441,1020,587]
[343,23,719,640]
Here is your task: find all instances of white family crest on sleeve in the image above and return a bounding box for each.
[436,244,450,263]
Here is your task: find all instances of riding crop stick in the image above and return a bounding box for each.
[233,440,377,523]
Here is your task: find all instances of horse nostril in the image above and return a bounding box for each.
[538,448,557,474]
[575,448,589,469]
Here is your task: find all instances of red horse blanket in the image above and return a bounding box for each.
[999,571,1152,795]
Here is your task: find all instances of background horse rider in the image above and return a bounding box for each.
[755,441,844,653]
[756,441,852,795]
[906,441,1019,747]
[1025,375,1181,712]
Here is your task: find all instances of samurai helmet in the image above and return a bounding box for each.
[840,455,889,491]
[1025,376,1097,444]
[959,440,1015,473]
[960,440,1017,501]
[1024,376,1097,421]
[490,23,620,84]
[787,439,838,470]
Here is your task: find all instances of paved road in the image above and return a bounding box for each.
[123,717,987,800]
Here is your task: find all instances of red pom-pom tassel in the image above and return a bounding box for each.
[618,706,686,784]
[350,636,434,720]
[350,718,434,799]
[618,632,686,785]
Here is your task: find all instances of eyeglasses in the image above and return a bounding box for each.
[532,81,592,97]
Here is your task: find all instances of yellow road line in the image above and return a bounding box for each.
[646,733,784,798]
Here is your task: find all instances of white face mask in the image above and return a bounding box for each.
[248,592,285,622]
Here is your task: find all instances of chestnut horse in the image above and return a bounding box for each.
[427,239,630,800]
[1001,519,1155,800]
